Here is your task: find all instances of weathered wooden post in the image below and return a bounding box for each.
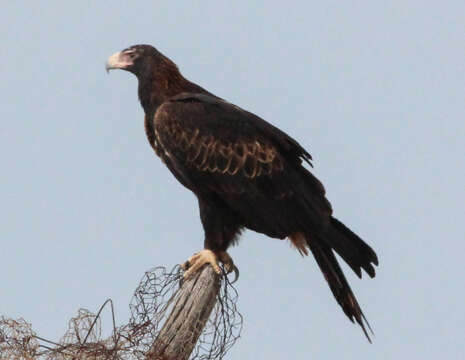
[146,265,220,360]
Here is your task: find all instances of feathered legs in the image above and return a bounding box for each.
[181,196,242,281]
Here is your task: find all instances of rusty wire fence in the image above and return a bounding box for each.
[0,265,242,359]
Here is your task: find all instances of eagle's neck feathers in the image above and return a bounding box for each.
[137,60,209,117]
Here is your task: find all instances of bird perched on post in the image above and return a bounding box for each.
[106,44,378,341]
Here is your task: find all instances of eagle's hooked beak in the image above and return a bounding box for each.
[105,51,132,73]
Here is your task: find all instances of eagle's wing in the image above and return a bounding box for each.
[152,93,332,237]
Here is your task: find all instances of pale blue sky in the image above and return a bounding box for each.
[1,1,464,359]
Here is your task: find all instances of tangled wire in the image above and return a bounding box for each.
[0,265,242,359]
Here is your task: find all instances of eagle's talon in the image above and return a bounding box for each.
[218,251,235,274]
[230,264,240,284]
[181,260,190,270]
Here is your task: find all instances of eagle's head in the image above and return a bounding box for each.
[106,44,166,77]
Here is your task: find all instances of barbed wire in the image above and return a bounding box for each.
[0,265,242,359]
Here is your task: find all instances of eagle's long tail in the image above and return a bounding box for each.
[324,217,379,279]
[305,217,378,342]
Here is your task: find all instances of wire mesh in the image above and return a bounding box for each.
[0,265,242,359]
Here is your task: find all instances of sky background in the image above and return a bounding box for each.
[1,1,464,359]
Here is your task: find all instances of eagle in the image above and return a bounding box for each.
[106,44,378,340]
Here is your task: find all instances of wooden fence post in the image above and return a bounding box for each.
[146,265,220,360]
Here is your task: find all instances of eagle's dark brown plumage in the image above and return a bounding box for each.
[106,44,378,341]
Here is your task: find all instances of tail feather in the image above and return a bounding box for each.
[324,217,378,279]
[306,235,374,342]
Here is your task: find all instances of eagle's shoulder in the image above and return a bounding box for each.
[154,93,224,127]
[168,92,223,104]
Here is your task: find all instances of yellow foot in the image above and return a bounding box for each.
[182,249,221,279]
[181,250,237,281]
